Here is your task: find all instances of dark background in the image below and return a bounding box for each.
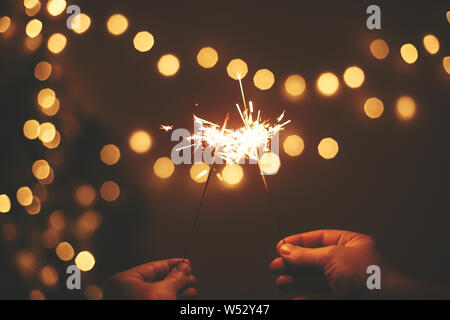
[0,0,449,299]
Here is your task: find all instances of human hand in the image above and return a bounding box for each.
[103,258,197,300]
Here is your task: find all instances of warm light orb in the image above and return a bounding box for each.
[343,66,365,88]
[25,34,43,52]
[55,242,74,261]
[23,119,40,140]
[46,0,66,16]
[75,185,97,207]
[253,68,275,90]
[29,290,45,300]
[25,1,41,17]
[226,59,248,80]
[317,72,339,96]
[47,33,67,54]
[283,135,304,157]
[39,122,56,143]
[400,43,418,64]
[34,61,52,81]
[43,130,61,149]
[423,34,439,55]
[25,196,41,215]
[100,144,120,165]
[0,16,11,34]
[71,13,91,34]
[100,181,120,202]
[259,152,281,175]
[39,265,59,286]
[75,251,95,271]
[32,159,50,180]
[107,14,128,36]
[364,97,384,119]
[157,54,180,76]
[222,164,243,185]
[49,210,66,230]
[190,162,210,183]
[444,57,450,75]
[153,157,175,179]
[0,195,11,214]
[197,47,218,69]
[396,96,416,120]
[17,187,33,206]
[284,74,306,97]
[369,38,389,60]
[447,11,450,23]
[25,19,42,38]
[129,130,152,154]
[133,31,154,52]
[85,285,103,300]
[318,138,339,159]
[37,88,56,109]
[24,0,39,9]
[41,98,60,117]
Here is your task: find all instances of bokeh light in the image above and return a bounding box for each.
[55,242,74,261]
[253,68,275,90]
[153,157,175,179]
[284,74,306,97]
[75,210,102,240]
[47,33,67,54]
[40,98,60,117]
[0,194,11,213]
[100,181,120,202]
[29,290,45,300]
[133,31,154,52]
[34,61,52,81]
[16,251,37,274]
[157,54,180,76]
[190,162,210,183]
[71,13,91,34]
[283,135,304,157]
[259,152,281,175]
[0,16,11,34]
[25,19,42,38]
[343,66,365,88]
[32,159,50,180]
[317,72,339,96]
[75,251,95,271]
[197,47,218,69]
[17,186,33,206]
[396,95,416,120]
[42,130,61,149]
[318,137,339,159]
[24,34,42,52]
[226,59,248,80]
[39,122,56,143]
[129,130,152,154]
[222,164,243,185]
[41,228,59,248]
[364,97,384,119]
[25,1,41,17]
[107,14,128,36]
[444,57,450,74]
[369,38,389,59]
[37,88,56,109]
[46,0,66,16]
[25,196,41,215]
[49,210,66,230]
[75,185,96,207]
[100,144,121,165]
[24,0,39,9]
[422,34,439,55]
[400,43,418,64]
[23,119,40,140]
[39,265,58,286]
[84,285,103,300]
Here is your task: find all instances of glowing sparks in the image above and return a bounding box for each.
[160,124,173,132]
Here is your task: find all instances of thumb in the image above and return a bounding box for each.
[278,243,330,267]
[162,262,191,292]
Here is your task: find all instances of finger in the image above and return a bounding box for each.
[270,257,288,275]
[163,262,191,292]
[276,230,362,251]
[278,243,330,267]
[179,287,198,300]
[128,258,189,282]
[276,275,297,292]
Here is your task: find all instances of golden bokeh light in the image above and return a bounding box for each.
[43,130,61,149]
[29,290,45,300]
[25,19,42,38]
[25,196,41,215]
[129,130,152,153]
[226,58,248,80]
[444,57,450,74]
[423,34,439,55]
[190,162,210,183]
[75,251,96,271]
[447,11,450,23]
[259,152,281,175]
[71,13,91,34]
[364,97,384,119]
[369,38,389,60]
[75,184,97,207]
[317,72,339,96]
[222,164,243,185]
[197,47,219,69]
[39,122,56,143]
[157,54,180,77]
[133,31,154,52]
[25,1,41,17]
[253,68,275,90]
[100,181,120,202]
[39,167,54,185]
[41,98,60,117]
[153,157,175,179]
[284,74,306,97]
[34,61,52,81]
[0,194,11,213]
[37,88,56,109]
[318,137,339,159]
[23,119,40,140]
[107,14,128,36]
[16,251,37,274]
[17,186,33,206]
[55,241,74,261]
[0,16,11,33]
[100,144,121,165]
[396,95,416,120]
[283,135,304,157]
[75,210,102,240]
[85,285,103,300]
[32,159,50,180]
[400,43,418,64]
[343,66,365,88]
[46,0,66,16]
[40,265,59,286]
[24,0,39,9]
[47,33,67,54]
[24,34,43,52]
[49,210,66,230]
